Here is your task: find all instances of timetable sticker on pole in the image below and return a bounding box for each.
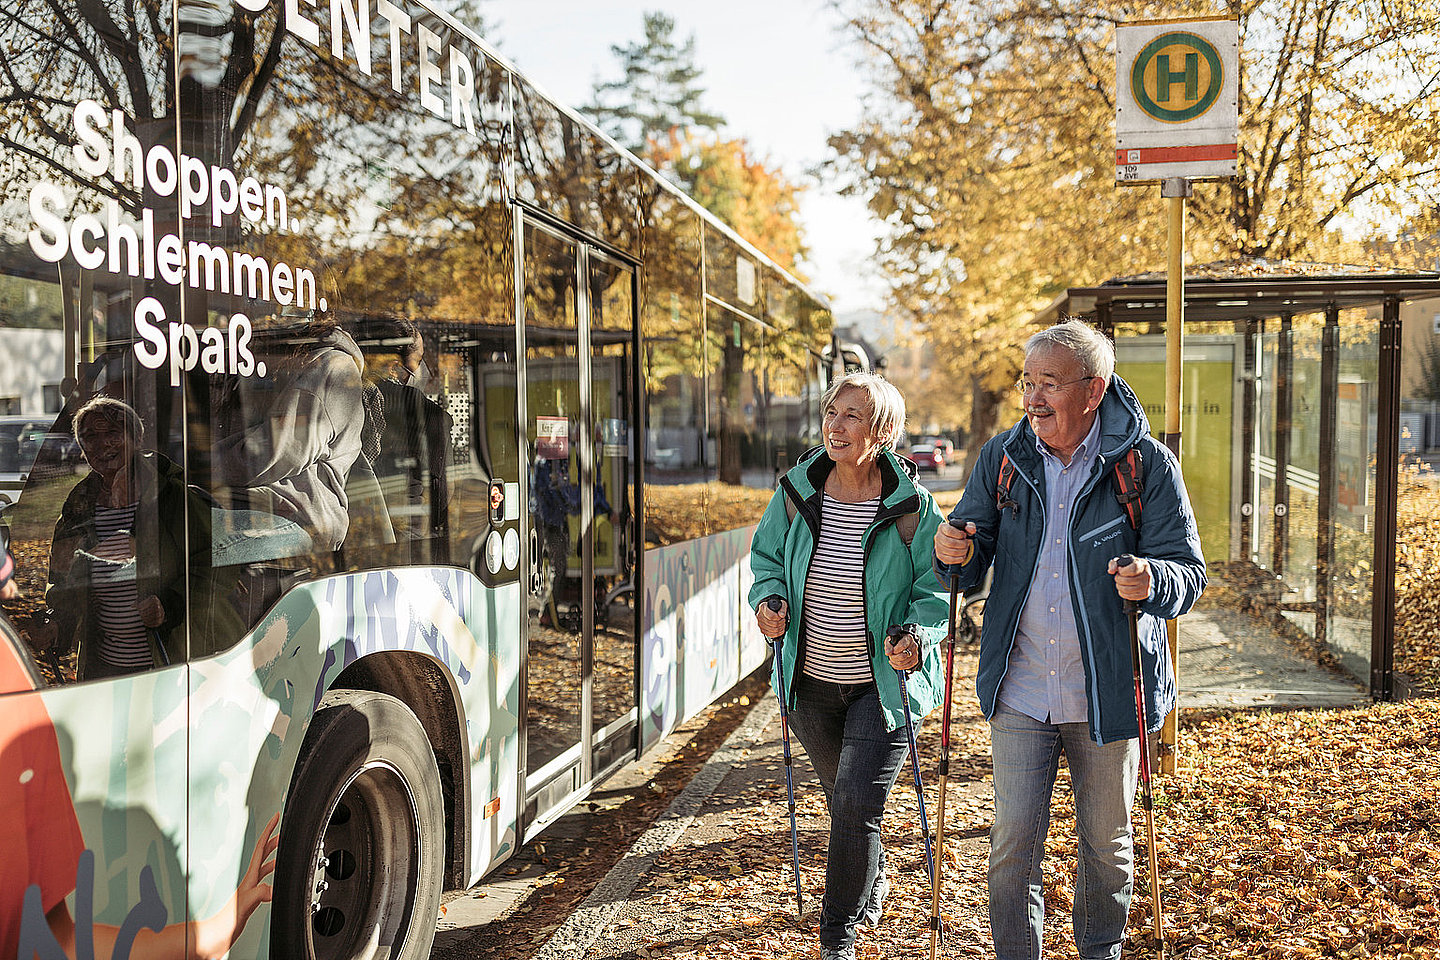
[1115,17,1239,185]
[536,415,569,459]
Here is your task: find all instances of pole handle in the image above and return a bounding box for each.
[1115,553,1141,616]
[763,596,787,641]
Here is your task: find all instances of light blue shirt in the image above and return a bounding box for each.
[997,413,1103,725]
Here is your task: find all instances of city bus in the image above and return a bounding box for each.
[0,2,832,957]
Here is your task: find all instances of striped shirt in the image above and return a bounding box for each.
[86,502,152,670]
[802,494,879,683]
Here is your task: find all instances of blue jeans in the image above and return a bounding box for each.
[787,674,916,952]
[988,701,1139,960]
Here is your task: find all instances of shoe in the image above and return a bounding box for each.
[820,946,856,960]
[861,866,889,926]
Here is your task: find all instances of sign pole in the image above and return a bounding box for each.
[1116,14,1236,782]
[1160,175,1190,776]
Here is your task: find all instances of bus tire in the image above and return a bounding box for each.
[272,689,444,960]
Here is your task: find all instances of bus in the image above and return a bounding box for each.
[0,2,832,957]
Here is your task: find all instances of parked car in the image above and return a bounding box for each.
[0,414,82,505]
[909,443,944,473]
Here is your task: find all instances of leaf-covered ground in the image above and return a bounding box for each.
[1395,463,1440,691]
[575,657,1440,959]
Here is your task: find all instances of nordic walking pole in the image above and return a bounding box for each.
[1116,554,1164,958]
[765,596,805,919]
[891,626,936,888]
[930,518,967,960]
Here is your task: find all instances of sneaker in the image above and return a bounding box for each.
[861,866,890,926]
[820,946,857,960]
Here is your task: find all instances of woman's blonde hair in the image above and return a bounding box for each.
[821,372,906,451]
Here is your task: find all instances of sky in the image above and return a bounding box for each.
[486,1,891,319]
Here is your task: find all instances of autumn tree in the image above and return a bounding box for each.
[584,11,807,273]
[585,11,726,155]
[648,130,810,273]
[828,0,1440,464]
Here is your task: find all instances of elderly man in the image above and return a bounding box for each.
[933,320,1205,960]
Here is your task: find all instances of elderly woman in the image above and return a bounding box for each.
[748,372,949,960]
[45,397,240,679]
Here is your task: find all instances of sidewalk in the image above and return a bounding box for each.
[441,623,1370,959]
[530,653,996,960]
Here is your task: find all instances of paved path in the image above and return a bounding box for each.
[436,606,1367,957]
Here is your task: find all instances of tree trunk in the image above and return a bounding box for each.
[962,373,1005,485]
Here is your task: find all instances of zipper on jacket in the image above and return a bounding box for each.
[992,445,1046,712]
[1067,450,1133,743]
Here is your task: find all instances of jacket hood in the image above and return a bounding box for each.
[251,322,366,375]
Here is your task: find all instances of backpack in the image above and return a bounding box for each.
[996,446,1144,530]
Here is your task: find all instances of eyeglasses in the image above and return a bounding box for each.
[1014,375,1097,396]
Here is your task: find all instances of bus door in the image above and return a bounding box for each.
[519,216,637,834]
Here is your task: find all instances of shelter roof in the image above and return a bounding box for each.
[1034,257,1440,326]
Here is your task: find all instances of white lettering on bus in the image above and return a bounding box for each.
[133,298,264,385]
[70,101,294,231]
[27,187,317,310]
[225,0,480,136]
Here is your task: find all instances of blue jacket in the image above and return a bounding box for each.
[749,446,948,732]
[934,375,1206,744]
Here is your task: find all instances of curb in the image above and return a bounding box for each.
[532,695,780,959]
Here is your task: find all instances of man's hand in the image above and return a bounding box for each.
[1108,555,1152,602]
[934,519,976,566]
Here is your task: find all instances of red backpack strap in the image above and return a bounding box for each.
[996,453,1019,513]
[1112,447,1144,530]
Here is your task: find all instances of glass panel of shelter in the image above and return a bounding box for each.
[1328,313,1379,682]
[1248,311,1377,683]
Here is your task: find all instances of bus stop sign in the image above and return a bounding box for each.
[1116,18,1239,184]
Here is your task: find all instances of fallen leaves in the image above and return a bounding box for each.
[603,672,1439,960]
[1394,462,1440,692]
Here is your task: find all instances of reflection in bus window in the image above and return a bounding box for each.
[207,316,365,623]
[358,317,454,566]
[33,397,241,681]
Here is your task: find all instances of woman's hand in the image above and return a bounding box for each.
[138,594,165,628]
[194,812,280,959]
[756,598,788,640]
[885,626,920,672]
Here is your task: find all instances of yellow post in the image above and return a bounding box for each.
[1160,177,1189,776]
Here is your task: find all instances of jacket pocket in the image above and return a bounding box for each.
[1078,515,1125,545]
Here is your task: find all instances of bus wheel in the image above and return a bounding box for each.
[272,690,444,960]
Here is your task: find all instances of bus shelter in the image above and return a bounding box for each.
[1037,261,1440,700]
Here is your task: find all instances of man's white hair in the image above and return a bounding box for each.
[1025,319,1115,384]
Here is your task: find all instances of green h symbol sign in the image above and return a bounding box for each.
[1155,52,1198,104]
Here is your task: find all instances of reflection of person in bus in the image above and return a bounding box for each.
[42,398,220,678]
[0,639,280,960]
[533,451,615,597]
[368,318,452,559]
[1,509,15,601]
[213,314,367,554]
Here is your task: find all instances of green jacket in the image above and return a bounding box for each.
[748,446,948,731]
